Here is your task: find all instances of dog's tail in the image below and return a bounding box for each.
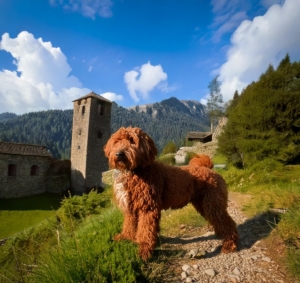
[188,154,214,169]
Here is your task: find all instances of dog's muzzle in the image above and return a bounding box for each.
[115,151,125,161]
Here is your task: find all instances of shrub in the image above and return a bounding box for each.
[56,190,111,230]
[161,141,177,155]
[158,154,175,165]
[32,209,147,283]
[185,151,198,164]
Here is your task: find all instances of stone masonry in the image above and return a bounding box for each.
[70,92,112,194]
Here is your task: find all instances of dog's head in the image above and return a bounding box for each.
[104,127,158,171]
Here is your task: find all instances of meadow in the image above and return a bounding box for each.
[0,157,299,282]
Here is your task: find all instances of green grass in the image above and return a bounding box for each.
[0,192,61,238]
[220,161,300,280]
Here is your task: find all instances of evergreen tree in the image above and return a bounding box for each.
[207,75,224,132]
[217,55,300,167]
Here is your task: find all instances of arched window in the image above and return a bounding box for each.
[30,165,39,176]
[98,103,105,115]
[82,105,85,115]
[8,164,17,176]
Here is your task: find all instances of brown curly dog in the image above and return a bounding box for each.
[104,126,238,261]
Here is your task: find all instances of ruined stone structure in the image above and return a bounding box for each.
[0,142,70,198]
[70,92,112,194]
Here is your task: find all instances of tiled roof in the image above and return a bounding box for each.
[72,91,112,103]
[187,132,212,139]
[0,141,52,157]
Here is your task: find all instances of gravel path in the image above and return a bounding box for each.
[150,195,299,283]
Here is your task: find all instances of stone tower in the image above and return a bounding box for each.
[70,92,112,194]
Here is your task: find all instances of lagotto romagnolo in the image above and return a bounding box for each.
[104,126,238,261]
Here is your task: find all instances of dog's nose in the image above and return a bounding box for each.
[116,151,125,159]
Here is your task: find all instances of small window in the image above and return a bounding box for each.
[30,165,39,176]
[8,164,16,176]
[82,105,85,115]
[98,103,105,115]
[97,130,103,139]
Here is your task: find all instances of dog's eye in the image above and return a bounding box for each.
[129,137,135,144]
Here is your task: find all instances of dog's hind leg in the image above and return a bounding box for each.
[210,210,239,253]
[135,210,161,261]
[191,199,238,253]
[114,211,138,242]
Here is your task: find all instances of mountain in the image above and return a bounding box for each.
[0,97,209,159]
[129,97,207,119]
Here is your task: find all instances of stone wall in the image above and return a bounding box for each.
[0,153,51,198]
[175,141,218,164]
[0,154,71,199]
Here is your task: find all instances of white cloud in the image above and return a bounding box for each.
[0,31,90,114]
[101,92,123,102]
[50,0,113,19]
[210,0,249,42]
[212,11,248,42]
[218,0,300,101]
[124,62,168,102]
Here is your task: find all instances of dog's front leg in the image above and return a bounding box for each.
[114,210,137,242]
[135,210,160,261]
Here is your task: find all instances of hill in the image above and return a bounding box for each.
[0,97,209,159]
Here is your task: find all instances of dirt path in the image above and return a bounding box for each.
[147,193,298,283]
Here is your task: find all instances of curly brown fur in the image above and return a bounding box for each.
[104,126,238,261]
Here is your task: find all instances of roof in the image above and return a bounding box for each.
[187,132,212,139]
[0,141,52,157]
[72,91,112,103]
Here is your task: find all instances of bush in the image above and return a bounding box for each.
[185,151,198,164]
[161,141,177,155]
[56,190,111,230]
[32,209,147,283]
[158,154,175,165]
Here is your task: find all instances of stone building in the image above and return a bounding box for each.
[0,91,111,198]
[0,142,70,198]
[70,92,112,194]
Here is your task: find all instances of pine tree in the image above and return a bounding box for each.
[207,75,224,132]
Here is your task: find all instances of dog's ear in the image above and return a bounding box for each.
[136,129,158,167]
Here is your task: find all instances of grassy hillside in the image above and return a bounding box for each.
[0,160,299,281]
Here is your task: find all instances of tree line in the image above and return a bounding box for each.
[218,54,300,168]
[0,101,210,159]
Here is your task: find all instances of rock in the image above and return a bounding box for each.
[195,249,206,259]
[182,264,190,272]
[181,271,187,279]
[186,278,193,283]
[180,224,186,229]
[233,267,240,275]
[228,275,238,283]
[187,249,198,258]
[262,257,271,262]
[204,268,216,277]
[192,264,198,270]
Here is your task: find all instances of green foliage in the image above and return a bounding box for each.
[32,209,146,283]
[161,141,177,155]
[185,151,198,164]
[158,154,176,165]
[207,75,224,130]
[56,190,111,230]
[0,99,210,159]
[218,54,300,167]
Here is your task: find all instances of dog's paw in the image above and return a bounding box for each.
[221,240,237,253]
[138,243,152,261]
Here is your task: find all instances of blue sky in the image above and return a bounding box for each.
[0,0,300,114]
